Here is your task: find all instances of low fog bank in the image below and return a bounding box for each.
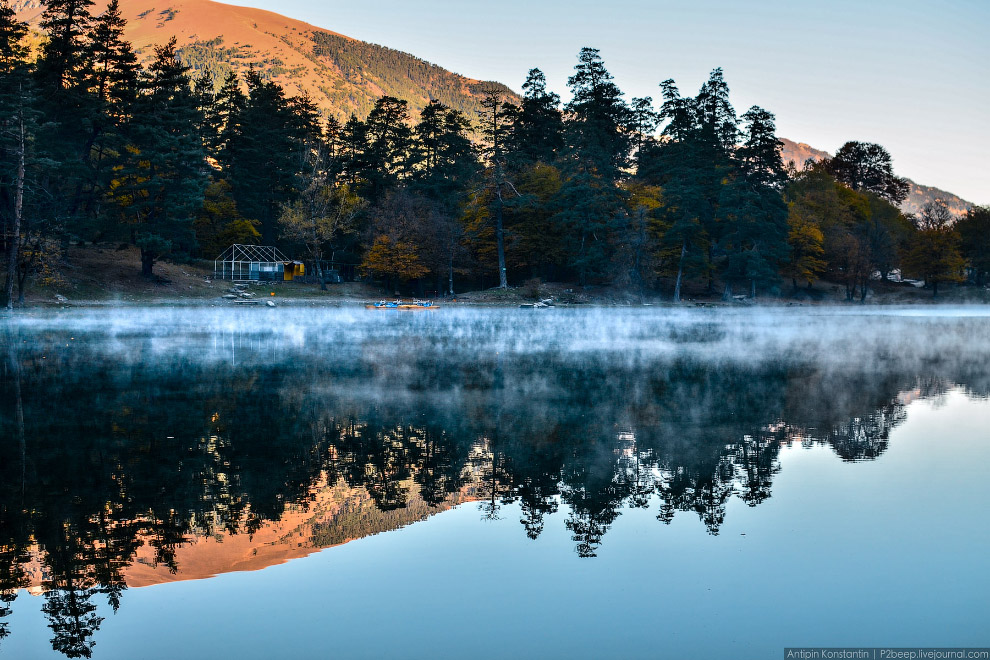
[4,305,990,373]
[5,305,990,440]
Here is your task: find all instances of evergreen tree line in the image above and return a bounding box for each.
[2,0,988,307]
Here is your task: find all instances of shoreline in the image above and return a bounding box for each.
[5,294,990,310]
[6,246,988,311]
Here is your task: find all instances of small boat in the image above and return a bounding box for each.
[366,299,438,310]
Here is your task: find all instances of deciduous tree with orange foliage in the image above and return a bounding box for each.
[361,235,428,294]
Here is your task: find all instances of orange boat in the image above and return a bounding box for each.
[365,299,438,310]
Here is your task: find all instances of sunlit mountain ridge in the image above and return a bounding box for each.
[14,0,515,123]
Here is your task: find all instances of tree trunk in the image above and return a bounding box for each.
[448,254,454,297]
[314,255,326,291]
[17,261,28,303]
[932,280,938,298]
[750,279,756,299]
[673,241,686,303]
[722,282,732,301]
[495,192,507,289]
[141,249,155,278]
[706,244,715,295]
[4,88,26,311]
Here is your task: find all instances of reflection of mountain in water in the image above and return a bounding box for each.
[124,477,474,587]
[2,309,989,657]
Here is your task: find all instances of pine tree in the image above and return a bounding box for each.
[410,100,477,206]
[504,162,564,282]
[562,47,631,181]
[554,47,631,284]
[0,1,28,73]
[411,101,480,294]
[639,80,705,300]
[506,68,564,167]
[638,70,741,300]
[37,0,95,91]
[477,87,514,288]
[206,71,245,161]
[719,106,790,298]
[628,96,660,172]
[34,0,104,238]
[339,113,367,186]
[956,206,990,285]
[224,71,301,243]
[1,3,31,309]
[110,38,207,277]
[695,68,738,155]
[359,95,412,202]
[86,0,138,114]
[192,71,220,149]
[75,0,140,232]
[1,4,52,308]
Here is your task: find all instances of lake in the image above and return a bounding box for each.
[1,306,989,659]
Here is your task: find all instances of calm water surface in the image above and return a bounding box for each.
[1,306,988,659]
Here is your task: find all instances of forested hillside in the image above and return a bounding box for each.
[13,0,515,123]
[2,0,988,310]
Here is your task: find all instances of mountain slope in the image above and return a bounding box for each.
[16,0,515,123]
[780,138,973,218]
[779,138,831,170]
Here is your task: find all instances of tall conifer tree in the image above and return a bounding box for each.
[110,38,207,276]
[506,68,564,167]
[554,48,631,283]
[719,106,790,298]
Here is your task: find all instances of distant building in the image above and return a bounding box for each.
[214,244,304,282]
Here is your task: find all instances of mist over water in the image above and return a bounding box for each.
[8,304,990,370]
[1,306,989,659]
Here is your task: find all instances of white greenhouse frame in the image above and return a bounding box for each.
[214,244,290,281]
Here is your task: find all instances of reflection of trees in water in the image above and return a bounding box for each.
[326,420,471,512]
[0,325,987,655]
[0,541,26,645]
[41,536,105,659]
[814,404,904,461]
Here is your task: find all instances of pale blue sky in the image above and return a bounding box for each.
[237,0,988,203]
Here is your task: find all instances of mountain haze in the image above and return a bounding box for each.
[15,0,516,123]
